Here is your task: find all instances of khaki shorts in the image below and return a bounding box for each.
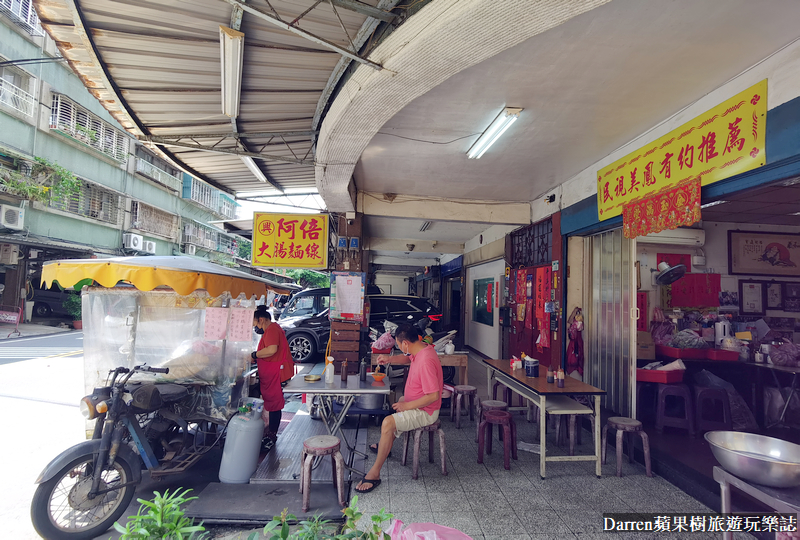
[393,408,439,438]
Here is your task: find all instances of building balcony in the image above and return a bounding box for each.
[135,158,182,192]
[0,0,44,35]
[0,79,35,116]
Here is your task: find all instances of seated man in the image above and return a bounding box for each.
[355,323,443,493]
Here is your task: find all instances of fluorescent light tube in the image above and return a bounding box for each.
[467,107,523,159]
[700,200,728,209]
[241,155,267,182]
[220,26,245,118]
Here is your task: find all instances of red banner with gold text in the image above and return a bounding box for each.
[623,178,701,239]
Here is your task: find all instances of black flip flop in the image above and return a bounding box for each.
[369,443,391,457]
[354,478,381,494]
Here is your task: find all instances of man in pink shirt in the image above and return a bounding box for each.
[355,324,443,494]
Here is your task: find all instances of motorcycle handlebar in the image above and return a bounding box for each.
[135,365,170,374]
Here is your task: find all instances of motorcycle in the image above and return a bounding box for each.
[31,364,231,540]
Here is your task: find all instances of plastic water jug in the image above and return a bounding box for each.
[219,412,264,483]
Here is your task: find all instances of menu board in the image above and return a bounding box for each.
[330,271,365,321]
[203,307,229,341]
[229,308,255,342]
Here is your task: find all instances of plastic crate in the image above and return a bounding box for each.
[637,368,685,384]
[656,345,706,359]
[705,348,739,362]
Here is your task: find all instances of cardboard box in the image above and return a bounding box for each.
[637,331,655,360]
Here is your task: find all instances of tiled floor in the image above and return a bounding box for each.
[353,353,756,539]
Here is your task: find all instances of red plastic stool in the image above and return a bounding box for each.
[475,398,509,443]
[451,385,476,429]
[694,386,732,432]
[602,417,652,477]
[401,420,447,480]
[477,410,518,470]
[299,435,346,512]
[656,383,695,436]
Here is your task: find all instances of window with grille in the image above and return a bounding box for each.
[510,218,553,268]
[182,220,219,250]
[0,64,35,116]
[50,94,128,161]
[131,201,178,240]
[0,0,44,35]
[49,179,122,225]
[218,194,237,220]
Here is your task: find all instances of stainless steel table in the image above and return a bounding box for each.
[283,364,390,469]
[713,466,800,540]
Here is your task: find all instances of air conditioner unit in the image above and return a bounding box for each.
[143,240,157,254]
[0,243,19,265]
[639,228,705,247]
[0,205,24,230]
[123,233,143,250]
[184,244,196,255]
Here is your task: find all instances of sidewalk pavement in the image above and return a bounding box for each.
[0,321,73,340]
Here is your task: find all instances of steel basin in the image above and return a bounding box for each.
[705,431,800,488]
[355,393,385,410]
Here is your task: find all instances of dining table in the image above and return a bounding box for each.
[371,351,469,385]
[283,363,390,472]
[482,359,606,478]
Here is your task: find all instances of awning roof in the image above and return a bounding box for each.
[34,0,398,197]
[42,256,294,296]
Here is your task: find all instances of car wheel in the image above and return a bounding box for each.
[288,334,315,363]
[34,303,51,317]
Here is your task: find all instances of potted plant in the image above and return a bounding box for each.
[62,293,82,329]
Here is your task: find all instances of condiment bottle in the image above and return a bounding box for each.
[359,358,368,381]
[341,359,348,381]
[546,366,554,384]
[557,367,565,388]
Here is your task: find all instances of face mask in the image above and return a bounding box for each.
[401,343,411,357]
[254,326,264,335]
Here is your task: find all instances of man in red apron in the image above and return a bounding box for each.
[251,305,291,452]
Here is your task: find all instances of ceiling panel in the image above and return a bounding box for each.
[355,0,800,202]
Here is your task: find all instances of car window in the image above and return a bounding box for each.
[372,298,416,315]
[320,296,330,310]
[287,296,315,316]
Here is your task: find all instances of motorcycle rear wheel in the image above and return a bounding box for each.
[31,453,136,540]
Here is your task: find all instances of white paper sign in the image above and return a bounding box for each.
[334,275,363,316]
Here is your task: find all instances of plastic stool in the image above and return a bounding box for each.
[694,386,732,432]
[401,420,447,480]
[299,435,346,512]
[451,385,476,429]
[602,417,652,477]
[656,383,695,436]
[475,398,509,443]
[477,410,518,470]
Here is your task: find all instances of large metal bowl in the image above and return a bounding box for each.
[705,431,800,487]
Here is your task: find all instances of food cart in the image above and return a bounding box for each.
[42,256,293,430]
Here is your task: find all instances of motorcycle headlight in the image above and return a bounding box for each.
[80,397,95,419]
[80,396,108,419]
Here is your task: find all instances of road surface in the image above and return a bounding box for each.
[0,331,86,539]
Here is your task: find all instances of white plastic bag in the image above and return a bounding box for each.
[387,519,474,540]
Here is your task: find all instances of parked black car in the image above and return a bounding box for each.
[31,280,78,317]
[278,287,441,362]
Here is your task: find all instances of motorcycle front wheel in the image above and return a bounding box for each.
[31,453,137,540]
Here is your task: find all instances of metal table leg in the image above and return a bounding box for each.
[594,395,602,477]
[778,374,798,426]
[719,476,732,540]
[540,394,547,479]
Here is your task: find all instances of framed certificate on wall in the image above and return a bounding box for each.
[739,280,765,316]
